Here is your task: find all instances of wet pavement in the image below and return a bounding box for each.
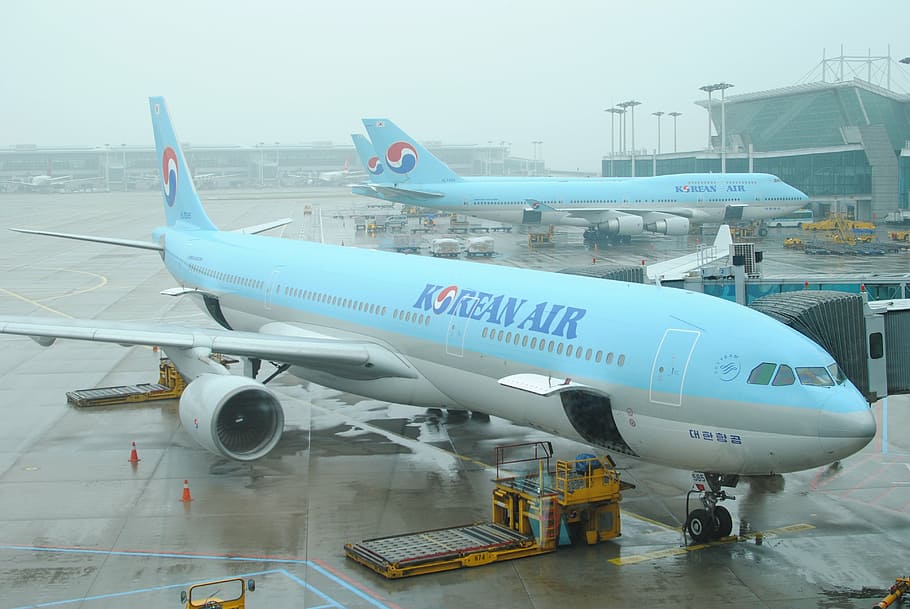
[1,189,909,609]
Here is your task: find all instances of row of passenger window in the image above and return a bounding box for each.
[189,263,263,290]
[747,362,845,387]
[392,309,432,326]
[481,326,626,367]
[280,285,389,317]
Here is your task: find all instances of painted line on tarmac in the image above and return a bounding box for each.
[1,545,396,609]
[609,523,814,566]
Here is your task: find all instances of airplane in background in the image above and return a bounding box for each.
[355,119,809,242]
[0,98,874,544]
[1,173,102,192]
[287,159,366,186]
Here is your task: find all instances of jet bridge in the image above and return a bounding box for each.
[748,291,910,402]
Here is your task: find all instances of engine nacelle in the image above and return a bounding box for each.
[602,215,643,236]
[178,374,285,461]
[645,216,690,235]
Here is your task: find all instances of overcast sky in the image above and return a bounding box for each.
[3,0,909,172]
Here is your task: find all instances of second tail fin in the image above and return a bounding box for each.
[149,97,217,230]
[362,119,463,184]
[351,133,393,183]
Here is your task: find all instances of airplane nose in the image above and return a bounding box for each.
[818,403,876,461]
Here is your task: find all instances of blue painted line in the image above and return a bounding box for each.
[306,561,396,609]
[8,570,277,609]
[1,545,392,609]
[278,568,343,608]
[0,545,309,564]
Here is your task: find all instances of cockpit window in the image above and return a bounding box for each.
[747,362,776,385]
[795,366,835,387]
[827,363,846,385]
[772,364,795,386]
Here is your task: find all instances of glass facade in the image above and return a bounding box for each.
[603,82,908,210]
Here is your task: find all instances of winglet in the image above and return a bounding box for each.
[148,97,217,230]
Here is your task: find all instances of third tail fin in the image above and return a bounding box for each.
[362,119,463,184]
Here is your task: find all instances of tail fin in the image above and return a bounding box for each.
[148,97,217,230]
[362,119,463,184]
[351,133,393,183]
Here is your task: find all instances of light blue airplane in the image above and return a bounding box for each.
[0,98,873,543]
[355,119,809,242]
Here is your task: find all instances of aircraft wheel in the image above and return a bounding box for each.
[713,505,733,539]
[685,509,716,543]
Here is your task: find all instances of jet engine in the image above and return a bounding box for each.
[601,215,644,236]
[178,374,285,461]
[645,216,690,235]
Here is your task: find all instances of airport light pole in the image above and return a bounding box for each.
[668,112,682,153]
[652,111,664,156]
[699,84,718,150]
[716,83,734,173]
[618,100,641,176]
[604,108,624,177]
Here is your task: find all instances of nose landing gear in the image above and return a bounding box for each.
[684,472,738,543]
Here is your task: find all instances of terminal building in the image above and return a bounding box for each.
[0,141,517,193]
[2,54,908,220]
[602,62,910,221]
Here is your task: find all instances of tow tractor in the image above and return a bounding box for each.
[180,577,255,609]
[345,441,632,578]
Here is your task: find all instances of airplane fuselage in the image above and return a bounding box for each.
[356,172,808,231]
[161,226,873,476]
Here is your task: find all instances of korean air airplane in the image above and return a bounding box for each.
[0,98,873,544]
[355,119,809,242]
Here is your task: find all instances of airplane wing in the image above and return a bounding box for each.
[233,218,293,235]
[558,207,697,224]
[10,228,163,251]
[0,316,419,382]
[362,184,445,200]
[646,224,733,282]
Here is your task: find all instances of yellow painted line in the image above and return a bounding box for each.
[610,523,815,566]
[0,287,74,318]
[0,267,109,317]
[620,509,680,532]
[41,269,108,302]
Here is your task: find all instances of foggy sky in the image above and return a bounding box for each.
[3,0,909,172]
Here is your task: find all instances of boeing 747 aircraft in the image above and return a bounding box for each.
[0,98,874,543]
[355,119,809,242]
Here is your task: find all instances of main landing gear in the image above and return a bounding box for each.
[684,473,738,543]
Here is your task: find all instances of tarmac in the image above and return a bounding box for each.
[1,188,910,609]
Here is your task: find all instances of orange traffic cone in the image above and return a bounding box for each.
[128,441,140,463]
[180,479,193,502]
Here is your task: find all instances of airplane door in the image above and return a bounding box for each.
[522,209,543,224]
[724,205,745,222]
[445,297,478,357]
[266,267,284,311]
[649,329,700,406]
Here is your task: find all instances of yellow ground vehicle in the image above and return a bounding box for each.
[181,577,255,609]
